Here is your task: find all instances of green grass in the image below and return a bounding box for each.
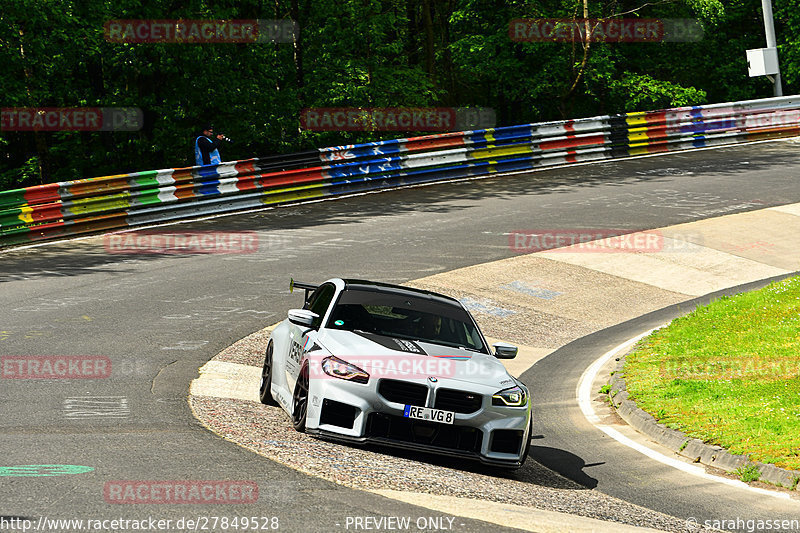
[734,464,762,483]
[624,276,800,471]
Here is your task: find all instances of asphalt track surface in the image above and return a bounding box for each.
[1,140,799,532]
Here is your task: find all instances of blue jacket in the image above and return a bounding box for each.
[195,135,222,166]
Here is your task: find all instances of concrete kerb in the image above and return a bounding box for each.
[606,344,800,491]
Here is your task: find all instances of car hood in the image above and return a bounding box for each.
[314,328,515,388]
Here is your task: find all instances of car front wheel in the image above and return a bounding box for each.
[504,417,533,470]
[291,362,309,431]
[519,416,533,467]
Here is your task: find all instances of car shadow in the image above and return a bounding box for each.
[342,439,597,490]
[528,444,599,488]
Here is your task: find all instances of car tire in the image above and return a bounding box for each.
[291,362,310,431]
[519,417,533,467]
[505,417,533,470]
[259,342,278,406]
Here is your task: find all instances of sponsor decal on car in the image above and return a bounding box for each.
[392,338,425,354]
[288,340,303,364]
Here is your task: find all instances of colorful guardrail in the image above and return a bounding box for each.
[2,95,799,247]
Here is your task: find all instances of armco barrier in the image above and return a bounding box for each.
[2,95,799,247]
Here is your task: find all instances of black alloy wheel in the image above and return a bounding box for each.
[292,362,310,431]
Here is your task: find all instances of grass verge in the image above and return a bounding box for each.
[624,276,800,471]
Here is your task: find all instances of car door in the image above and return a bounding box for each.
[285,282,336,395]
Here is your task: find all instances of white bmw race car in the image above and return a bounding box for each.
[259,278,532,468]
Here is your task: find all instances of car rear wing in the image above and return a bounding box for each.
[289,278,318,305]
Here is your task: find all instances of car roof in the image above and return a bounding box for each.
[340,278,463,307]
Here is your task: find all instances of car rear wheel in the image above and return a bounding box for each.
[259,342,278,406]
[292,362,309,431]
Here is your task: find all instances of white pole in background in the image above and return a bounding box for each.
[761,0,783,96]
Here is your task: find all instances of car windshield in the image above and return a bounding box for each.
[326,288,487,353]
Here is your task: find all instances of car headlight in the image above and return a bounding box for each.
[492,385,527,407]
[321,356,369,384]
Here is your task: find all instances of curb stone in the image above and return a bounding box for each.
[606,350,800,492]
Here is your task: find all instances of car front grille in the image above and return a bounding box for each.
[378,379,428,406]
[434,388,483,414]
[366,413,482,453]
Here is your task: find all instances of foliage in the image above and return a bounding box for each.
[734,464,762,483]
[0,0,796,187]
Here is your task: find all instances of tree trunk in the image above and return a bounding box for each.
[291,0,304,90]
[405,0,419,66]
[422,0,435,75]
[17,25,51,184]
[561,0,591,117]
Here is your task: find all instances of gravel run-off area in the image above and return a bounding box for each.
[191,323,719,533]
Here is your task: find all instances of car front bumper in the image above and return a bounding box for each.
[304,374,531,467]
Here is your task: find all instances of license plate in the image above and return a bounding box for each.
[403,405,455,424]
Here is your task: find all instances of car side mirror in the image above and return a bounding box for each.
[493,342,518,359]
[288,309,319,327]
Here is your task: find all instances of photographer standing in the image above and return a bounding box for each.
[194,123,226,166]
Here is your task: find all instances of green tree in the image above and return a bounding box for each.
[0,0,795,188]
